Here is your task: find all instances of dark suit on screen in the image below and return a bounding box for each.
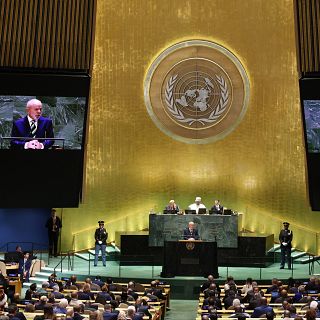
[183,228,200,240]
[11,116,54,149]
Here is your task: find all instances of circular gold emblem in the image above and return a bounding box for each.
[144,40,250,144]
[186,241,195,251]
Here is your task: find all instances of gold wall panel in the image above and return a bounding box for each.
[0,0,95,70]
[61,0,320,255]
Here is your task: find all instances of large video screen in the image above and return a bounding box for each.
[0,95,86,150]
[0,72,90,208]
[300,78,320,211]
[303,100,320,153]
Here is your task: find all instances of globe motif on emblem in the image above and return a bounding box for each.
[144,40,250,144]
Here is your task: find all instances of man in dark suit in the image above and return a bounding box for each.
[183,221,200,240]
[210,200,224,214]
[11,98,54,149]
[251,297,274,318]
[45,209,62,257]
[18,252,32,282]
[279,221,293,269]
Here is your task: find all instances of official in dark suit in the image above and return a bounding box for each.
[94,221,108,267]
[11,99,54,149]
[279,221,293,269]
[45,209,62,257]
[18,252,32,282]
[210,199,224,214]
[183,221,200,240]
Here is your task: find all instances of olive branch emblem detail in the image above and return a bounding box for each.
[165,74,229,126]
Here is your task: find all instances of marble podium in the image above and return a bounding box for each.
[149,214,238,248]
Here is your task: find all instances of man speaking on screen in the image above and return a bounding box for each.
[11,98,54,149]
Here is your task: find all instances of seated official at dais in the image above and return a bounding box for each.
[210,199,223,215]
[164,199,180,214]
[188,196,206,214]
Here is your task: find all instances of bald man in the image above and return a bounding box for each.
[11,98,54,149]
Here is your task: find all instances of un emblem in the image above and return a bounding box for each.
[144,40,250,143]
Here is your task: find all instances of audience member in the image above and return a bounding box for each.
[0,289,8,310]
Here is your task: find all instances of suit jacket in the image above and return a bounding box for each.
[18,258,32,274]
[251,305,274,318]
[211,205,224,214]
[183,228,200,240]
[95,227,108,245]
[11,116,54,149]
[45,216,62,233]
[279,229,293,248]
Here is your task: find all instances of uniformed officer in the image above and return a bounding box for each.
[94,221,108,267]
[279,221,293,269]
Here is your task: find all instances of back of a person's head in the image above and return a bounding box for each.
[43,303,54,319]
[40,295,48,303]
[66,309,74,318]
[7,304,18,315]
[309,300,318,309]
[59,298,68,308]
[208,312,219,320]
[70,275,77,283]
[0,315,9,320]
[89,310,99,320]
[83,283,91,292]
[101,285,108,292]
[127,305,135,317]
[71,292,78,299]
[106,277,113,284]
[104,303,112,311]
[306,309,317,320]
[30,283,37,291]
[266,311,275,320]
[232,298,241,307]
[25,303,35,313]
[73,305,81,313]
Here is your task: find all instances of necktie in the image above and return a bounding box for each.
[30,120,36,137]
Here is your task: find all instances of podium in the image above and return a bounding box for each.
[161,240,218,277]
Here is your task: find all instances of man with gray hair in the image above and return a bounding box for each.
[127,305,143,320]
[11,98,54,149]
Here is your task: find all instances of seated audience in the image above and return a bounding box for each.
[102,303,119,320]
[69,292,83,307]
[188,196,206,214]
[25,283,37,300]
[35,296,48,310]
[251,297,274,318]
[24,304,35,313]
[0,289,8,310]
[211,200,223,215]
[54,298,68,314]
[165,200,180,213]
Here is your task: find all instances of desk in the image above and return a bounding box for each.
[161,240,218,277]
[6,263,19,271]
[149,214,238,248]
[9,279,22,294]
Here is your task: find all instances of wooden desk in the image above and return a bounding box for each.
[9,279,22,294]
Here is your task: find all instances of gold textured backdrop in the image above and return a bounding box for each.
[61,0,320,255]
